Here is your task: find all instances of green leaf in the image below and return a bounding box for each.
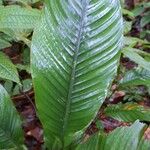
[141,12,150,27]
[0,0,2,5]
[0,32,14,42]
[22,47,30,64]
[77,132,106,150]
[138,133,150,150]
[140,30,150,40]
[12,0,41,5]
[4,80,13,95]
[132,5,145,17]
[122,8,135,18]
[0,5,41,30]
[22,79,32,92]
[31,0,123,149]
[0,38,11,49]
[1,28,32,47]
[0,52,20,84]
[124,21,132,35]
[143,2,150,8]
[105,103,150,122]
[122,47,150,71]
[31,0,123,148]
[0,84,24,149]
[124,36,149,47]
[16,64,31,74]
[13,84,20,96]
[77,121,148,150]
[120,67,150,87]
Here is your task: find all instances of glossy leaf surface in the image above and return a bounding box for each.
[31,0,123,148]
[77,121,149,150]
[0,84,24,149]
[0,52,20,84]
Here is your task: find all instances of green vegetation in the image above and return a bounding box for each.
[0,0,149,149]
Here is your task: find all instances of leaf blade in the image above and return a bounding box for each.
[0,38,11,49]
[122,47,150,71]
[0,5,41,30]
[0,84,24,149]
[0,52,20,84]
[31,0,123,148]
[105,103,150,122]
[120,67,150,87]
[77,121,147,150]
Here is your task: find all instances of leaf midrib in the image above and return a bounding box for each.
[62,1,88,138]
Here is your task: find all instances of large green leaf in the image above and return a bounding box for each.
[31,0,123,148]
[0,84,24,149]
[77,121,149,150]
[105,103,150,122]
[0,5,41,30]
[0,52,20,84]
